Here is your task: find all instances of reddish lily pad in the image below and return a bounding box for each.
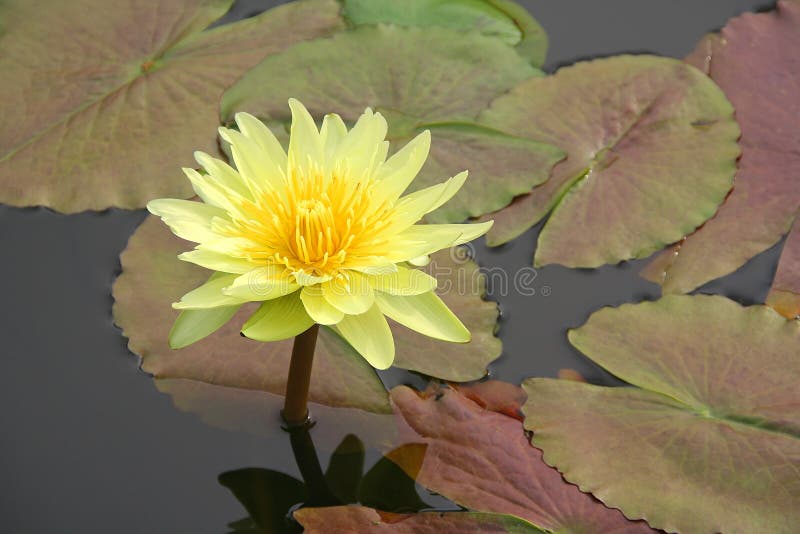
[295,506,547,533]
[479,55,740,268]
[522,295,800,533]
[0,0,342,212]
[388,385,656,533]
[642,1,800,293]
[112,216,501,412]
[341,0,548,66]
[221,24,563,223]
[767,219,800,318]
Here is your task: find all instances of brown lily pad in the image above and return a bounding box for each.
[642,1,800,292]
[295,506,547,533]
[767,218,800,319]
[479,54,740,268]
[522,295,800,533]
[0,0,342,212]
[388,384,656,533]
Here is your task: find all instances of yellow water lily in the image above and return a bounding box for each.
[148,99,492,369]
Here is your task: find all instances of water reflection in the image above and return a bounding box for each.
[219,429,433,533]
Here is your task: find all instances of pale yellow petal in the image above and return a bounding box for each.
[375,291,470,343]
[375,129,431,202]
[218,127,281,193]
[367,266,437,296]
[169,305,241,349]
[322,272,374,315]
[288,98,323,173]
[234,112,287,170]
[390,171,469,230]
[147,198,226,243]
[223,266,300,301]
[335,304,395,369]
[173,273,246,309]
[241,293,314,342]
[335,108,389,178]
[194,151,251,199]
[300,285,344,325]
[178,249,255,274]
[319,112,348,165]
[386,221,494,262]
[183,167,245,215]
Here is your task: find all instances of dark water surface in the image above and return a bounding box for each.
[0,1,777,532]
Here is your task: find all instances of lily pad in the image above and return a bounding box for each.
[221,24,562,223]
[479,55,740,268]
[642,1,800,293]
[0,0,342,212]
[341,0,548,66]
[522,295,800,533]
[767,219,800,319]
[295,506,547,533]
[112,215,501,412]
[388,385,656,533]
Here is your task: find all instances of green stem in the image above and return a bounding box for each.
[282,324,319,428]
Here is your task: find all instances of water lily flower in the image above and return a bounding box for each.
[148,99,492,370]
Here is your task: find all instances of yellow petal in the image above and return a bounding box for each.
[387,221,494,262]
[322,272,374,315]
[241,293,314,342]
[234,112,287,171]
[218,127,281,193]
[178,249,255,274]
[375,291,470,343]
[173,273,246,309]
[320,113,348,165]
[183,167,246,216]
[300,285,344,325]
[169,305,242,349]
[147,198,226,243]
[335,108,388,178]
[288,98,323,173]
[367,266,437,296]
[223,266,300,301]
[194,151,251,199]
[375,129,430,202]
[390,171,468,230]
[335,304,395,369]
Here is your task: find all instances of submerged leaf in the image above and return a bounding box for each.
[112,216,501,413]
[221,25,562,223]
[522,295,800,533]
[767,219,800,318]
[295,506,546,533]
[642,0,800,292]
[341,0,548,66]
[0,0,342,212]
[480,55,739,268]
[388,385,655,533]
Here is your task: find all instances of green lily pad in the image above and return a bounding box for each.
[479,55,740,268]
[295,506,547,533]
[522,295,800,533]
[0,0,342,212]
[388,385,656,533]
[341,0,548,66]
[112,215,501,413]
[221,24,562,223]
[642,1,800,293]
[767,219,800,319]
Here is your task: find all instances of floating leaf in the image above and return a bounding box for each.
[0,0,342,212]
[295,506,546,533]
[522,295,800,533]
[341,0,548,66]
[480,55,740,267]
[389,385,655,532]
[221,25,562,223]
[642,1,800,292]
[112,216,500,413]
[767,219,800,318]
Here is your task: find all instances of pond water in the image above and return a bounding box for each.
[0,1,777,532]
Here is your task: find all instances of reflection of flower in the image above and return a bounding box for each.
[148,99,491,368]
